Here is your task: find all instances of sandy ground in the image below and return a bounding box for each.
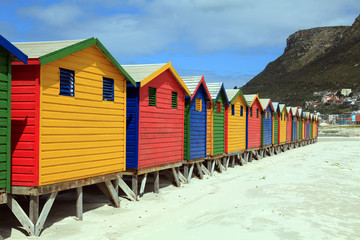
[1,137,360,240]
[319,124,360,136]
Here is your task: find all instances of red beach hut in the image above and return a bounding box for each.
[244,94,263,149]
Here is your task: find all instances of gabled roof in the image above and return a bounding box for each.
[303,112,310,119]
[259,98,274,111]
[243,94,263,109]
[225,89,249,107]
[181,76,212,104]
[291,107,299,116]
[0,34,27,64]
[272,102,280,113]
[286,107,293,116]
[122,62,191,96]
[206,82,229,103]
[279,104,287,114]
[13,37,136,86]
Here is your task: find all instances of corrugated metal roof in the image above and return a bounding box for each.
[122,63,166,82]
[243,94,257,106]
[225,89,240,102]
[272,102,279,111]
[291,107,298,115]
[286,106,292,114]
[181,76,202,96]
[260,98,271,110]
[207,82,223,100]
[12,39,85,58]
[279,104,286,112]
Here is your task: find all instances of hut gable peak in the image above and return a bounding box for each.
[244,94,263,109]
[0,34,28,64]
[13,37,136,86]
[123,62,190,95]
[207,82,229,103]
[225,89,248,107]
[259,98,274,111]
[182,76,212,104]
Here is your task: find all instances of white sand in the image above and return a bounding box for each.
[1,137,360,240]
[319,125,360,136]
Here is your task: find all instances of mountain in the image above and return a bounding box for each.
[241,15,360,107]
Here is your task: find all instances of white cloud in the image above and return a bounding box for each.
[14,0,360,57]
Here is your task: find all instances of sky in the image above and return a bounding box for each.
[1,0,360,89]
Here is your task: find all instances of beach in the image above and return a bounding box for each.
[1,136,360,240]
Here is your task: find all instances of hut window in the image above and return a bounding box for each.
[240,106,243,116]
[231,104,235,115]
[59,68,75,97]
[207,101,211,110]
[217,102,221,113]
[250,107,253,117]
[257,109,259,118]
[149,87,156,106]
[103,77,114,101]
[281,114,283,121]
[195,98,202,112]
[171,92,178,109]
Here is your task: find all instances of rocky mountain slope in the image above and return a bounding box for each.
[242,15,360,106]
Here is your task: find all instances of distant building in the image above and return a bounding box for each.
[341,88,352,96]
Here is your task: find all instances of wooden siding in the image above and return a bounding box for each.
[138,69,185,169]
[279,111,287,143]
[262,107,273,147]
[11,64,40,186]
[273,114,279,144]
[39,45,127,186]
[247,99,262,149]
[213,91,226,155]
[0,48,11,191]
[183,98,190,160]
[293,118,298,141]
[227,95,246,153]
[188,85,207,160]
[206,101,213,156]
[286,113,292,142]
[126,86,139,169]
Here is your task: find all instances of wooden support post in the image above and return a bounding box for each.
[75,187,83,221]
[195,162,203,179]
[139,173,148,196]
[188,164,194,182]
[118,178,136,201]
[113,178,119,195]
[231,156,235,167]
[216,159,224,173]
[207,160,211,173]
[132,175,138,198]
[201,163,211,175]
[35,191,58,237]
[154,171,160,193]
[29,195,39,224]
[225,157,230,169]
[171,168,181,187]
[7,194,34,236]
[210,160,216,175]
[105,180,120,208]
[178,171,187,184]
[96,182,112,201]
[183,164,189,181]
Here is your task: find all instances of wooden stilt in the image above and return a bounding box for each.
[96,182,112,201]
[171,168,181,187]
[154,171,159,193]
[35,191,58,236]
[118,178,136,201]
[7,194,34,236]
[132,175,138,198]
[139,173,148,196]
[76,187,83,221]
[210,160,216,175]
[112,178,119,195]
[207,160,211,173]
[231,156,235,168]
[29,195,39,224]
[183,164,189,181]
[188,164,194,182]
[178,171,187,184]
[105,180,120,208]
[195,162,203,179]
[201,163,211,175]
[225,157,230,169]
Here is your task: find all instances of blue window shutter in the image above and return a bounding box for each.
[103,77,114,101]
[231,104,235,115]
[240,106,243,116]
[59,68,75,97]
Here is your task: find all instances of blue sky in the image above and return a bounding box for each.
[1,0,359,88]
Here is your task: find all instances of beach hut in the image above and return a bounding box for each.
[244,94,263,149]
[260,98,274,147]
[309,114,314,139]
[278,104,287,143]
[303,112,310,139]
[0,35,27,199]
[181,76,212,180]
[11,38,132,234]
[225,89,248,154]
[123,63,190,193]
[286,107,293,142]
[291,107,298,141]
[206,83,229,159]
[297,108,303,140]
[272,102,280,145]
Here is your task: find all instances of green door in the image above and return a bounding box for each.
[0,48,11,192]
[213,91,226,155]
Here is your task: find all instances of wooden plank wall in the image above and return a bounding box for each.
[247,99,262,149]
[227,94,246,152]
